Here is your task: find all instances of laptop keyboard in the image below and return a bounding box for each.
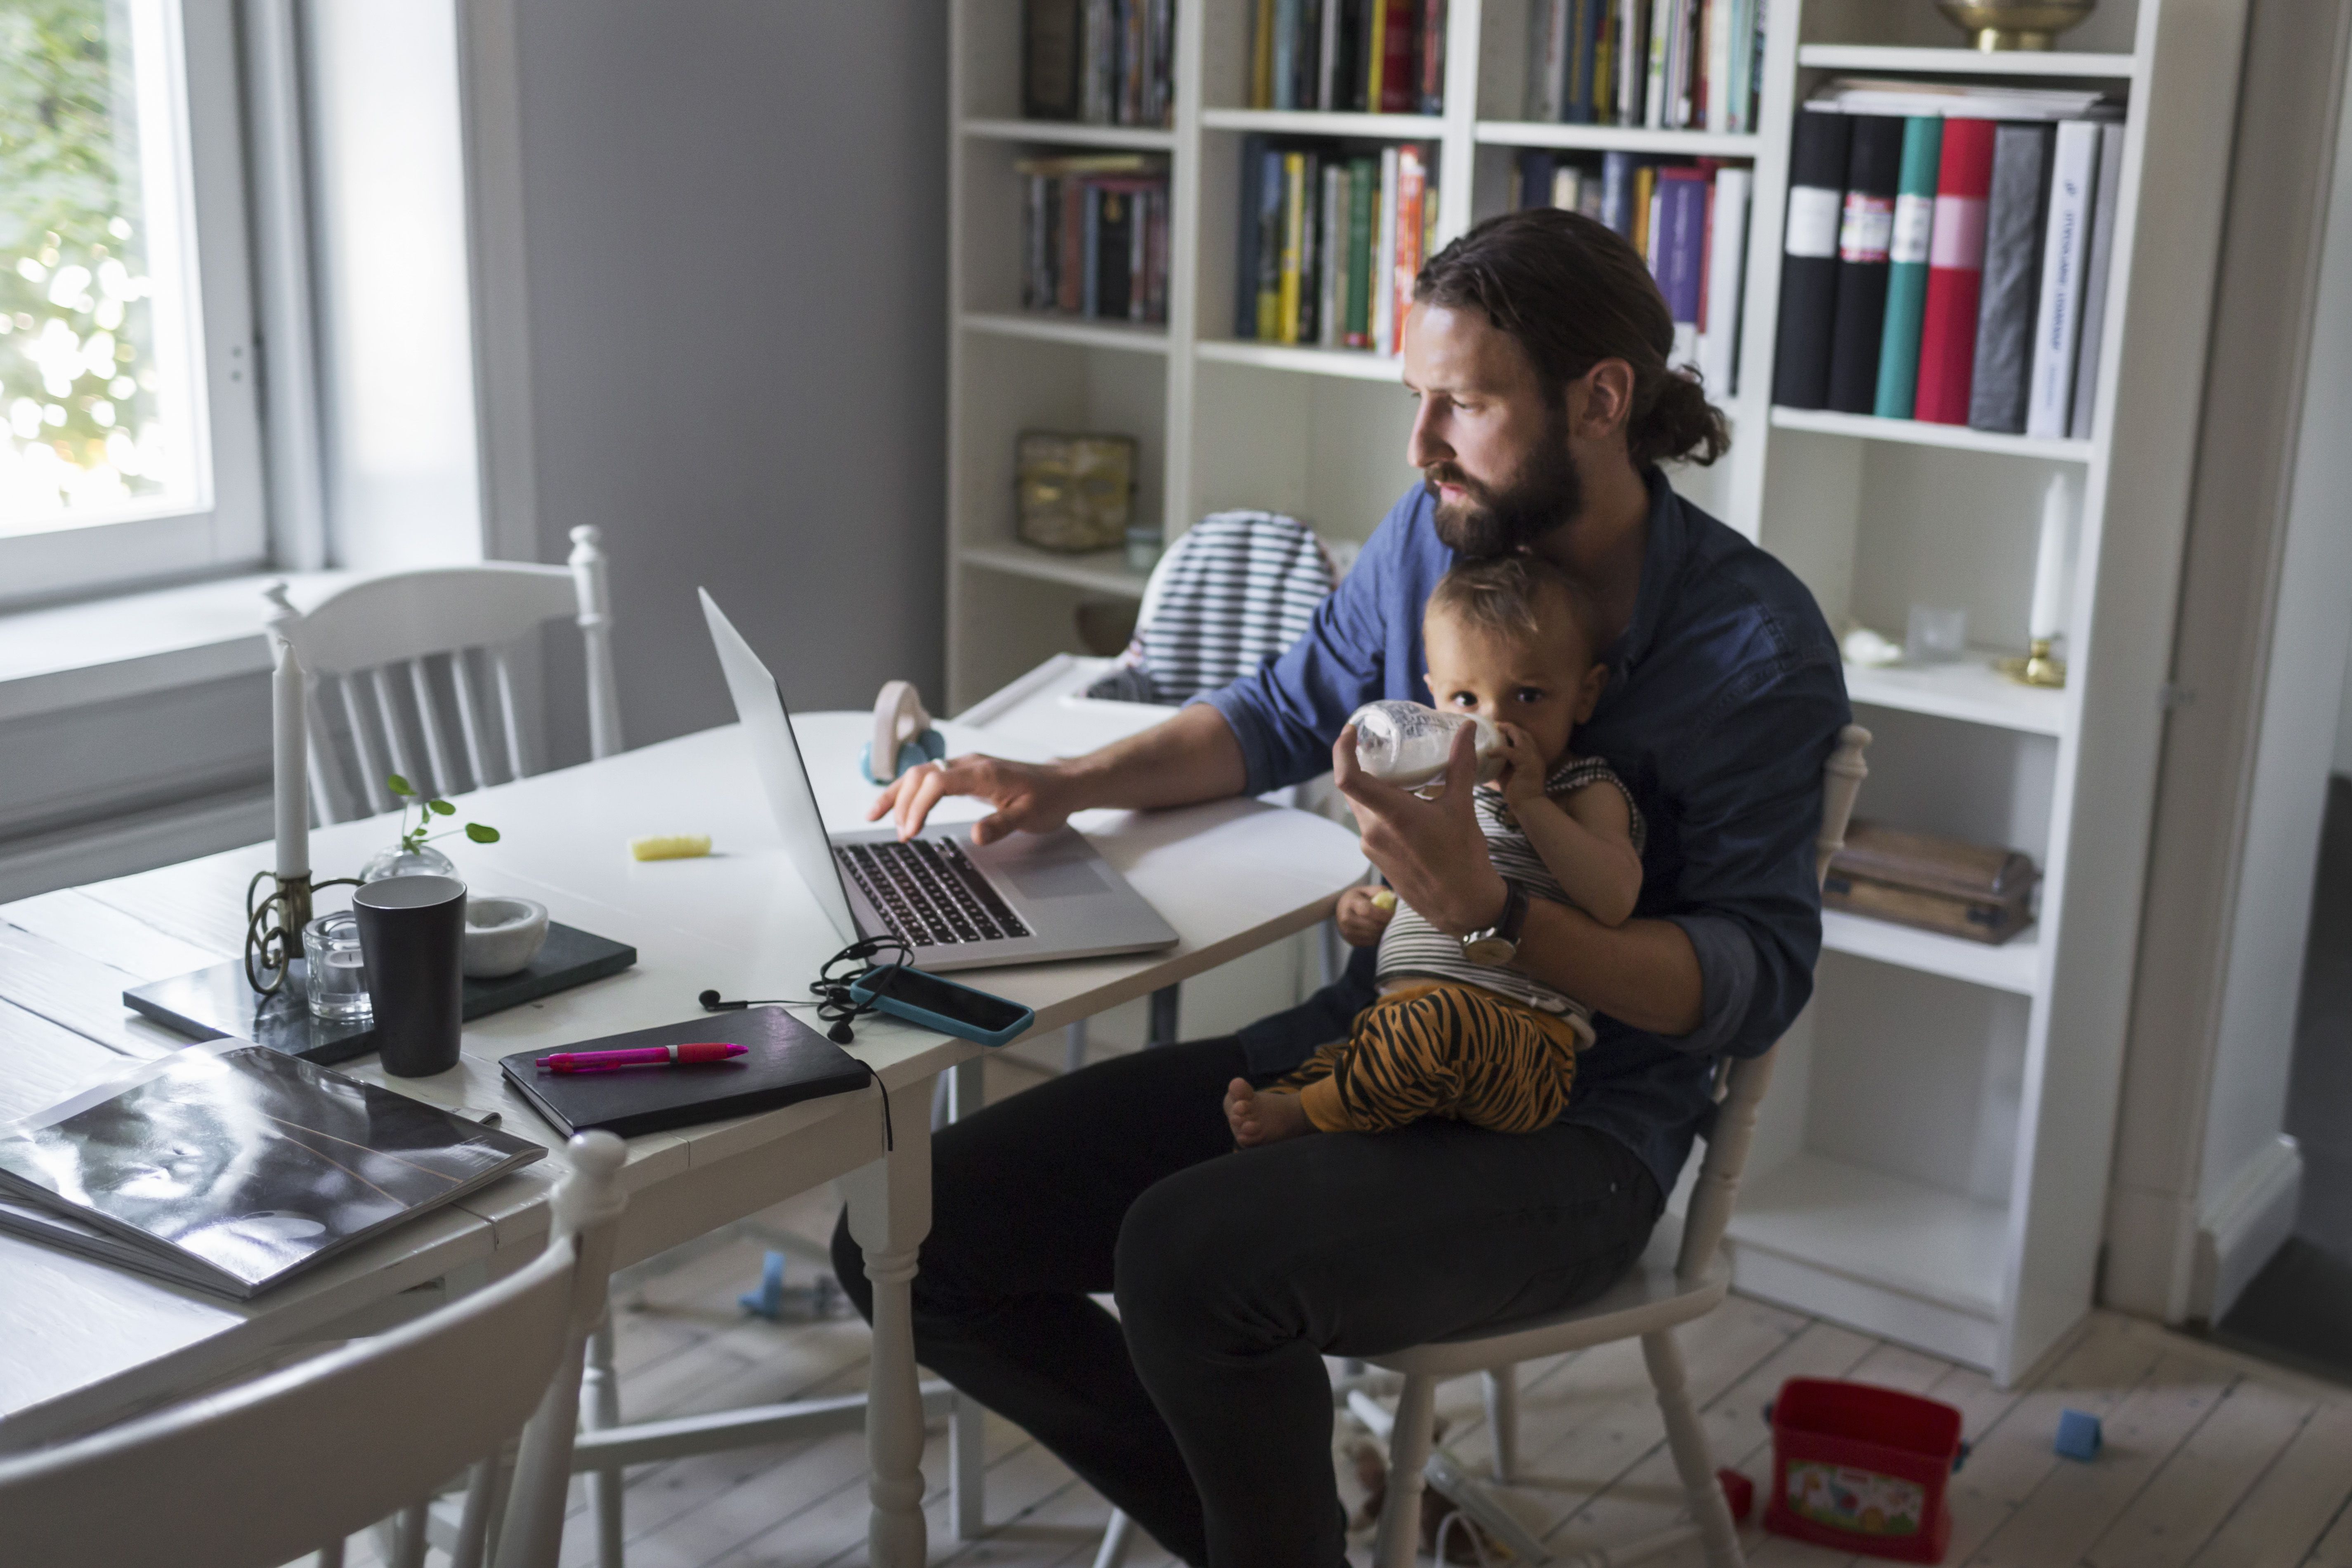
[835,838,1032,947]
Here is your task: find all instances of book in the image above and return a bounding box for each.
[1391,144,1430,348]
[498,1008,873,1141]
[1374,145,1401,353]
[1699,165,1750,399]
[1704,0,1731,132]
[1018,154,1169,324]
[1419,0,1448,114]
[1644,0,1670,129]
[1320,161,1347,346]
[1873,116,1942,420]
[1633,161,1658,262]
[1347,156,1377,346]
[2069,121,2126,439]
[1553,163,1585,213]
[1318,0,1344,107]
[1274,0,1300,108]
[1517,148,1554,210]
[1235,135,1268,336]
[2027,118,2100,439]
[1257,143,1286,337]
[1379,0,1419,111]
[1771,106,1849,410]
[1528,0,1564,120]
[1252,0,1276,106]
[1279,150,1308,343]
[1825,114,1905,414]
[0,1043,543,1298]
[1913,116,1995,425]
[1655,166,1709,366]
[1969,121,2054,434]
[1025,0,1083,119]
[1810,77,2122,123]
[1566,0,1599,123]
[1616,0,1646,125]
[1095,185,1136,320]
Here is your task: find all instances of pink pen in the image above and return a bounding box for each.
[537,1042,748,1073]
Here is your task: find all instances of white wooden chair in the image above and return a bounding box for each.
[0,1131,628,1568]
[1358,723,1872,1568]
[266,525,623,822]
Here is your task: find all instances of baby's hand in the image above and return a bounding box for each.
[1335,885,1398,947]
[1494,723,1551,805]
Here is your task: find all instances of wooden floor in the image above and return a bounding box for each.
[336,1046,2352,1568]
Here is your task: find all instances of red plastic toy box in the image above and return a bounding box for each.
[1763,1378,1965,1563]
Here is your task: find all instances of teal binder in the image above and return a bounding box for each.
[1873,116,1943,420]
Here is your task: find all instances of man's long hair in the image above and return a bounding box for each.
[1415,208,1730,470]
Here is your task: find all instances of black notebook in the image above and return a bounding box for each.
[498,1007,873,1141]
[0,1044,543,1299]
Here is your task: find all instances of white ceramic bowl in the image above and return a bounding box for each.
[463,896,550,978]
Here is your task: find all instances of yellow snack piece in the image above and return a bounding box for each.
[631,834,711,861]
[1370,889,1397,912]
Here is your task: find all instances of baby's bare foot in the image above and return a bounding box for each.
[1225,1078,1314,1147]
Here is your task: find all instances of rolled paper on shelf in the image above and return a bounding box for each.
[2028,472,2071,643]
[630,834,713,861]
[272,638,308,879]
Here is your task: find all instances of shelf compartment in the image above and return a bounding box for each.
[1727,1152,2007,1368]
[1821,910,2040,996]
[959,543,1151,599]
[961,118,1177,150]
[962,312,1171,355]
[1199,108,1448,138]
[1474,121,1761,157]
[1769,405,2094,461]
[1195,338,1404,381]
[1843,651,2066,736]
[1795,45,2138,80]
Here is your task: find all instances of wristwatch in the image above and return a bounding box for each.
[1459,879,1528,967]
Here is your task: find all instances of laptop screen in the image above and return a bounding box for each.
[698,589,864,948]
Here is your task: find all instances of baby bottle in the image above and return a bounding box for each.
[1347,701,1508,790]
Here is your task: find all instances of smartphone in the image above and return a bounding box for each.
[848,964,1035,1048]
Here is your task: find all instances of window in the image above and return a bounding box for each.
[0,0,262,605]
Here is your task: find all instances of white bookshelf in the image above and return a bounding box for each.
[947,0,2242,1384]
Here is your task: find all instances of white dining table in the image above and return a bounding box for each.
[0,709,1366,1565]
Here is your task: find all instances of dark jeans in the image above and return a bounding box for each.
[830,1037,1662,1568]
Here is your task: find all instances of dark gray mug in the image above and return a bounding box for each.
[352,874,467,1077]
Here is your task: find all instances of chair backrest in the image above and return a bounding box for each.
[0,1131,626,1568]
[267,526,624,824]
[1674,723,1871,1283]
[1086,511,1338,704]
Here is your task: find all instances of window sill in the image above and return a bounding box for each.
[0,571,349,724]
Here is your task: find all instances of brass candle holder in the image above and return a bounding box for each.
[1995,638,2068,688]
[242,869,361,997]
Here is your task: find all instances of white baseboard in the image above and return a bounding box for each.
[2193,1134,2304,1323]
[0,788,272,904]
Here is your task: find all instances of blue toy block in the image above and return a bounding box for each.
[2054,1409,2102,1461]
[740,1250,788,1320]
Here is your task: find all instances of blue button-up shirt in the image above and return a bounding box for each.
[1202,470,1851,1198]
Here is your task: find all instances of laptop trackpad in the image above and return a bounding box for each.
[1000,858,1110,900]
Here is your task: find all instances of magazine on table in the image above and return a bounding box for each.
[0,1041,543,1299]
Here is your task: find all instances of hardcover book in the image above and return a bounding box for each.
[1825,114,1905,414]
[1913,116,1996,426]
[0,1044,543,1299]
[2027,118,2102,439]
[1969,122,2056,435]
[498,1007,873,1141]
[2069,122,2127,439]
[1873,116,1942,420]
[1770,106,1850,410]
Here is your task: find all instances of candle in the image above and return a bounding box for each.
[2028,472,2071,643]
[273,637,308,878]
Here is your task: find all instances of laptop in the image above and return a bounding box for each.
[700,590,1180,972]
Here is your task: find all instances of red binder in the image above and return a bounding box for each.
[1912,118,1996,426]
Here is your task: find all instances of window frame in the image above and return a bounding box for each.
[0,0,267,609]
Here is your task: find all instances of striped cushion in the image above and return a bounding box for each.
[1086,511,1339,704]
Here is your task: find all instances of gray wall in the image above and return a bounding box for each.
[513,0,949,766]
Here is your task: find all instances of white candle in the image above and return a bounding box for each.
[2029,472,2071,643]
[273,638,308,878]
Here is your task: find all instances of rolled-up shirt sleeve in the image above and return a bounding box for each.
[1195,494,1422,796]
[1650,650,1851,1059]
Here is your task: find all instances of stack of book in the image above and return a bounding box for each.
[1244,0,1444,115]
[1523,0,1766,132]
[1023,0,1177,128]
[1230,139,1438,353]
[1018,156,1172,325]
[1771,81,2126,439]
[1513,150,1751,399]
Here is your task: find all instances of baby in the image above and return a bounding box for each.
[1225,554,1645,1146]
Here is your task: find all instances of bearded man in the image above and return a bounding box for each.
[833,207,1850,1566]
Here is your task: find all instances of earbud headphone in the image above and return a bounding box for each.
[697,934,912,1046]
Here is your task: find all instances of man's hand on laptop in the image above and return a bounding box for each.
[870,756,1077,845]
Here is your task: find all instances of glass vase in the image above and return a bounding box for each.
[360,842,459,883]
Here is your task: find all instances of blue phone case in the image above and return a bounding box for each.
[848,967,1033,1048]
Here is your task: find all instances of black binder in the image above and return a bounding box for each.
[1825,115,1906,414]
[1969,123,2056,434]
[498,1007,873,1141]
[1770,108,1851,411]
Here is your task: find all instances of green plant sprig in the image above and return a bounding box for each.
[388,775,501,852]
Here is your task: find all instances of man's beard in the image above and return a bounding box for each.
[1426,430,1583,558]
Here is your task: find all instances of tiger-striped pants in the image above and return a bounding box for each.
[1274,980,1587,1135]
